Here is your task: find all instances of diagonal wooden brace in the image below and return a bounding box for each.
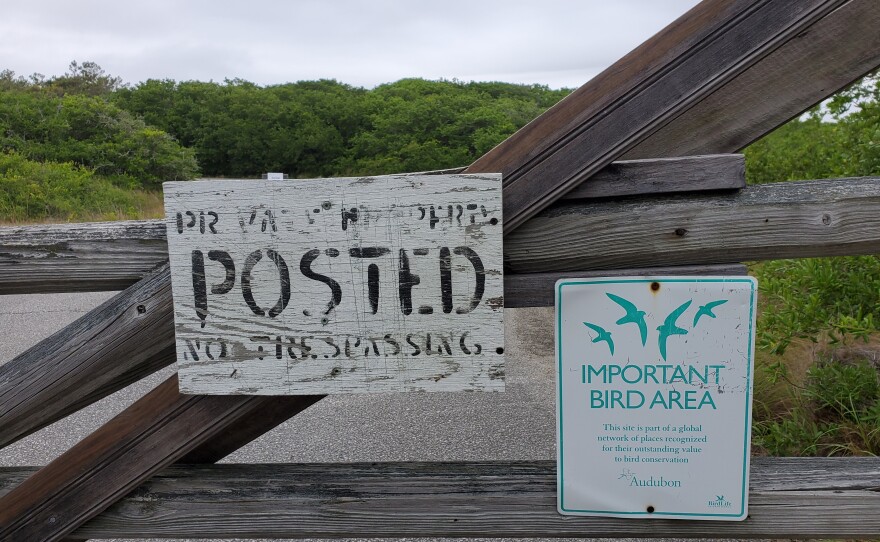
[467,0,863,232]
[0,263,175,450]
[0,374,322,542]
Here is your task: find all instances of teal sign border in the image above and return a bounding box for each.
[556,277,756,519]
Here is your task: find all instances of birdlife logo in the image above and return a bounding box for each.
[582,293,728,361]
[708,495,732,508]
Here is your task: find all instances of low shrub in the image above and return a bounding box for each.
[750,257,880,355]
[0,151,163,221]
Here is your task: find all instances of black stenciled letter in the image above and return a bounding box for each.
[342,207,358,231]
[349,247,390,314]
[439,247,453,313]
[208,250,235,294]
[300,248,342,315]
[398,249,420,315]
[241,249,291,317]
[191,250,208,328]
[454,246,485,314]
[191,250,236,328]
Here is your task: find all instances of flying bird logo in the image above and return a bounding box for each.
[657,299,692,361]
[583,322,614,355]
[606,292,648,346]
[693,299,728,327]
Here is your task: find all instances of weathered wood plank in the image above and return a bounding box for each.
[466,0,847,232]
[1,458,876,539]
[0,374,322,542]
[0,264,174,450]
[0,220,167,294]
[164,174,506,395]
[4,177,876,286]
[176,396,323,464]
[505,177,880,273]
[0,155,745,295]
[624,0,880,159]
[504,263,747,308]
[563,154,744,199]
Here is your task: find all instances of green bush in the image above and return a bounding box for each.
[753,413,835,456]
[744,71,880,185]
[0,151,161,221]
[750,256,880,354]
[0,91,198,188]
[753,357,880,456]
[805,359,880,422]
[113,77,571,177]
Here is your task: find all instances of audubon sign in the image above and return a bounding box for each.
[555,277,756,520]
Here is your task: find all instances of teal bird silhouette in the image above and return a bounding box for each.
[606,292,648,345]
[583,322,614,355]
[657,300,692,361]
[693,299,728,327]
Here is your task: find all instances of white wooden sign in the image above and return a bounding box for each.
[164,174,505,394]
[556,276,756,520]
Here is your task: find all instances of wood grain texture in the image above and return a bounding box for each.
[0,264,175,450]
[505,177,880,273]
[176,396,324,464]
[5,177,879,293]
[164,174,505,394]
[562,154,744,199]
[1,458,876,539]
[624,0,880,159]
[505,264,747,308]
[0,374,322,542]
[0,156,743,295]
[466,0,847,232]
[0,220,167,294]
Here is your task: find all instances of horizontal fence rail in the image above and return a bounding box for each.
[504,264,746,308]
[1,458,877,539]
[2,176,878,294]
[505,177,880,273]
[0,154,744,295]
[0,220,168,294]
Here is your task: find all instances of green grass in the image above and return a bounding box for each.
[751,257,880,355]
[750,257,880,457]
[0,151,164,222]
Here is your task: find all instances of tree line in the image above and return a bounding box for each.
[0,61,878,221]
[0,62,569,220]
[2,62,570,186]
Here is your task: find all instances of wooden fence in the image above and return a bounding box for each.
[1,0,880,539]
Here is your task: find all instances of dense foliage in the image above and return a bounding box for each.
[1,62,569,220]
[746,72,880,356]
[745,72,880,457]
[112,77,570,177]
[0,151,161,222]
[744,71,880,183]
[1,64,198,189]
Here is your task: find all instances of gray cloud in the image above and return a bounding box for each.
[1,0,699,88]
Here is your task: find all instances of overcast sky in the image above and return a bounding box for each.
[1,1,700,89]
